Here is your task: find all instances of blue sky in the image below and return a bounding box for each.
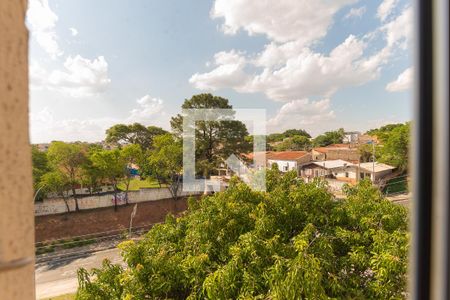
[28,0,413,143]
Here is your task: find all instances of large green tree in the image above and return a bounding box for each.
[77,171,409,299]
[275,135,312,151]
[282,129,311,138]
[47,142,87,211]
[120,144,143,202]
[39,171,72,212]
[171,93,251,177]
[91,149,127,210]
[145,134,183,201]
[105,123,168,150]
[378,123,410,171]
[366,123,404,142]
[313,128,345,147]
[81,144,105,195]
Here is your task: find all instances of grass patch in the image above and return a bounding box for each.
[36,245,55,255]
[117,178,165,191]
[36,237,96,255]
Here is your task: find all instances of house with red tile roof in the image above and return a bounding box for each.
[267,151,311,174]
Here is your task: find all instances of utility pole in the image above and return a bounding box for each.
[372,140,375,183]
[129,204,138,237]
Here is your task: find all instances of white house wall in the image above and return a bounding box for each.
[268,160,297,172]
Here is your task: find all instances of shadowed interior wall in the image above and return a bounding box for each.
[0,0,35,299]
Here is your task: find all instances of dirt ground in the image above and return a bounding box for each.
[35,197,188,242]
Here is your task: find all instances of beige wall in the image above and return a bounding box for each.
[0,0,35,299]
[35,187,202,216]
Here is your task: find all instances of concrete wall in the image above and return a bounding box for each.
[326,179,348,192]
[35,187,202,216]
[312,149,360,162]
[0,1,35,298]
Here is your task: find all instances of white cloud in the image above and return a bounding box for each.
[127,95,165,123]
[344,6,366,19]
[191,35,390,101]
[27,0,63,58]
[191,3,413,103]
[377,0,399,22]
[386,67,413,92]
[267,98,335,133]
[69,27,78,36]
[30,55,111,98]
[30,95,167,143]
[212,0,357,44]
[382,6,413,49]
[30,107,114,142]
[189,50,249,91]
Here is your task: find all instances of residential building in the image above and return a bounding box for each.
[358,162,396,182]
[344,131,361,144]
[300,159,358,183]
[312,144,360,163]
[267,151,311,174]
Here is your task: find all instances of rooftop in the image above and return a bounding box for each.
[267,151,308,161]
[314,144,357,153]
[359,162,396,173]
[311,159,356,169]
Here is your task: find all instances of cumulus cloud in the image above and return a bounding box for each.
[191,35,390,101]
[69,27,78,36]
[189,50,249,91]
[30,95,167,143]
[27,0,63,58]
[30,107,115,142]
[30,55,111,97]
[386,67,414,92]
[267,98,335,132]
[381,6,413,49]
[344,6,366,19]
[127,95,165,123]
[377,0,399,22]
[191,2,413,103]
[212,0,357,44]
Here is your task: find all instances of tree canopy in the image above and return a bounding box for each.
[171,93,251,176]
[377,123,410,171]
[90,149,127,210]
[105,123,168,150]
[313,128,345,147]
[275,135,312,151]
[47,141,87,210]
[77,170,409,299]
[267,129,311,143]
[145,134,183,200]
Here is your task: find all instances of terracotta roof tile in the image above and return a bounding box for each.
[267,151,308,161]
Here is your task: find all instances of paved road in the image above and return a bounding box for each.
[35,248,123,299]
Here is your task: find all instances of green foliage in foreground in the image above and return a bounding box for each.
[76,170,409,299]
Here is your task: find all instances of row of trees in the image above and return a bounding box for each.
[76,168,409,299]
[32,94,253,209]
[32,134,183,211]
[268,128,346,151]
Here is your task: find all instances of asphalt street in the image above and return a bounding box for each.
[35,248,123,299]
